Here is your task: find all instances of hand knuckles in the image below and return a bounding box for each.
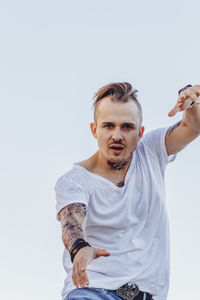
[191,87,199,94]
[185,90,192,96]
[190,90,197,96]
[194,88,200,96]
[183,90,196,101]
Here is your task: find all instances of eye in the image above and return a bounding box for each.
[122,124,133,129]
[104,123,113,128]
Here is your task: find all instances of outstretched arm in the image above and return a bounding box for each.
[165,85,200,155]
[59,203,87,252]
[59,203,110,289]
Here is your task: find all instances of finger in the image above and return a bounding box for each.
[193,86,200,97]
[100,250,111,256]
[94,248,111,259]
[178,94,186,104]
[168,104,180,117]
[73,262,85,288]
[181,98,195,110]
[75,271,84,288]
[184,90,198,104]
[79,261,89,285]
[78,274,86,288]
[72,269,79,288]
[79,266,89,286]
[76,265,86,288]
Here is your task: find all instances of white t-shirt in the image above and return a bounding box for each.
[55,127,176,300]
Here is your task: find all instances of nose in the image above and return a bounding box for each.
[111,127,122,141]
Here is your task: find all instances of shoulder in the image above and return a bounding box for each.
[141,127,168,144]
[55,165,89,190]
[55,166,90,221]
[137,127,168,155]
[136,127,176,167]
[55,165,91,202]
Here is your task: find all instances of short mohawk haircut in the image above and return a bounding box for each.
[92,82,142,125]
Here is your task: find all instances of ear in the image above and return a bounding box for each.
[90,122,97,139]
[138,126,145,140]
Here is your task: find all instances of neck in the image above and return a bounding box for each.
[107,158,129,170]
[94,151,132,176]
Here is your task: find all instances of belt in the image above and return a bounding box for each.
[108,283,152,300]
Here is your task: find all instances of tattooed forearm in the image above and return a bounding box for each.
[166,121,181,136]
[59,203,87,252]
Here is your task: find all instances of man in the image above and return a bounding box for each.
[55,82,200,300]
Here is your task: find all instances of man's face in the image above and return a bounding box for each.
[90,97,144,164]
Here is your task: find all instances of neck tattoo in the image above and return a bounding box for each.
[107,159,128,170]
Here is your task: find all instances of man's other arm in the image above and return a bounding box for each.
[59,203,110,289]
[165,85,200,155]
[59,203,87,252]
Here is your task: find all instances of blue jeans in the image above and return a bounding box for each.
[65,287,147,300]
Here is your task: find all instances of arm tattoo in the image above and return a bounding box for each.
[59,203,87,252]
[166,120,181,136]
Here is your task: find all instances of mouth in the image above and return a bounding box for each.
[109,145,124,155]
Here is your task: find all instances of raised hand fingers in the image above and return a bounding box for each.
[193,85,200,100]
[180,85,200,103]
[178,89,198,108]
[168,104,180,117]
[169,85,200,117]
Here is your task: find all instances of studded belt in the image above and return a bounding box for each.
[108,283,152,300]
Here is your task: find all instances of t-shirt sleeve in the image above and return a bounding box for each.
[54,177,89,221]
[141,127,177,171]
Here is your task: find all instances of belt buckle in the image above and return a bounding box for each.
[115,283,139,300]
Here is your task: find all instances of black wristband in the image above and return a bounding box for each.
[178,84,192,95]
[70,238,91,263]
[70,241,90,256]
[70,238,87,252]
[71,243,90,263]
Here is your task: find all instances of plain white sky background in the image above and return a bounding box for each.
[0,0,200,299]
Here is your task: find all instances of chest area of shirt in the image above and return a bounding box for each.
[88,163,164,213]
[92,171,126,187]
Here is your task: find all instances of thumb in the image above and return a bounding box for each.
[93,248,111,259]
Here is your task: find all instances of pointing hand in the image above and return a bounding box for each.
[168,85,200,117]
